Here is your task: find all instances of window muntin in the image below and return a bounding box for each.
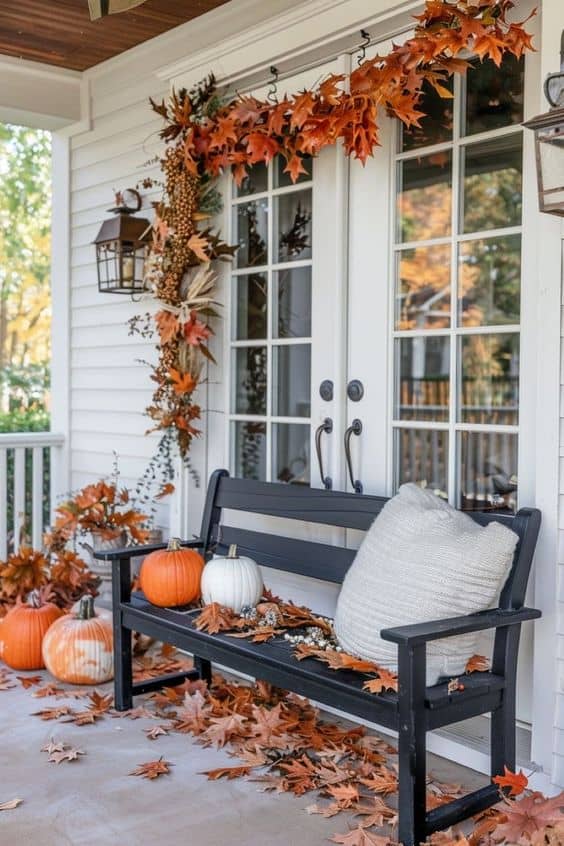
[229,164,313,484]
[393,55,524,512]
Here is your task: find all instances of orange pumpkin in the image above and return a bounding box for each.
[1,591,63,671]
[139,538,204,607]
[42,595,113,684]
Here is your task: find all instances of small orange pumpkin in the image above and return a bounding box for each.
[42,595,113,684]
[139,537,204,607]
[1,591,63,671]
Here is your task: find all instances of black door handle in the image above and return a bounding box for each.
[315,418,333,490]
[344,419,363,494]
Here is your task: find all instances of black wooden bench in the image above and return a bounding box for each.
[97,469,541,846]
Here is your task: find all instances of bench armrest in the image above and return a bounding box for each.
[93,538,204,562]
[380,607,541,647]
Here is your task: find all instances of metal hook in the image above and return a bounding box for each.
[357,29,370,67]
[268,65,279,104]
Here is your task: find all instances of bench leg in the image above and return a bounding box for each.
[491,628,518,777]
[194,656,212,685]
[398,644,427,846]
[112,556,133,711]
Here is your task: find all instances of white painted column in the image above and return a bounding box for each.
[50,133,72,515]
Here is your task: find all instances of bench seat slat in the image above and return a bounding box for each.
[216,526,356,583]
[125,594,505,728]
[216,477,387,531]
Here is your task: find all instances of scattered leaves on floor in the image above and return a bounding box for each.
[129,757,172,780]
[3,644,564,843]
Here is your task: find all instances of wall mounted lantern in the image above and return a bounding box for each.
[524,32,564,217]
[93,189,151,294]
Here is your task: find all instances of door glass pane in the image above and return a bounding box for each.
[233,347,267,415]
[234,162,268,197]
[272,423,310,485]
[459,334,519,425]
[395,428,448,496]
[458,234,521,327]
[401,78,454,152]
[464,55,525,137]
[462,134,522,233]
[397,152,452,243]
[273,345,311,417]
[274,267,312,338]
[275,190,312,262]
[233,198,268,268]
[459,431,518,513]
[396,337,450,421]
[275,154,311,188]
[233,421,266,480]
[395,245,451,330]
[234,273,267,340]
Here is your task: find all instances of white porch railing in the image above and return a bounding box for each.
[0,432,65,559]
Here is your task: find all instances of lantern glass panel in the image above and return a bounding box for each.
[538,126,564,208]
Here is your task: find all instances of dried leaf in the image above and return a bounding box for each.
[331,826,391,845]
[465,654,490,674]
[32,705,74,721]
[492,766,528,797]
[0,799,23,811]
[129,758,172,780]
[48,746,86,764]
[201,765,253,780]
[144,725,169,740]
[195,603,237,635]
[16,675,42,689]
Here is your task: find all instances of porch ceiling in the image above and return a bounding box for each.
[0,0,230,71]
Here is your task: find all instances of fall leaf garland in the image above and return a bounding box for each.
[140,0,534,462]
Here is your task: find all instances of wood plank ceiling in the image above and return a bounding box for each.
[0,0,230,71]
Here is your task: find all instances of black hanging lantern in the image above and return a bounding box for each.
[524,32,564,217]
[93,189,151,294]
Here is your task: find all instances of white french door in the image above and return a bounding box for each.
[345,47,533,730]
[205,44,535,736]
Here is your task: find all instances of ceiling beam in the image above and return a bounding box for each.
[0,55,81,130]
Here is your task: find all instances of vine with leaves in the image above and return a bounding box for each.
[134,0,534,470]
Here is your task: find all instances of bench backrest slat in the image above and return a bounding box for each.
[200,470,541,610]
[214,476,388,531]
[217,526,357,584]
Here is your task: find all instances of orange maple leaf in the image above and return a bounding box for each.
[363,670,398,694]
[246,132,280,164]
[465,654,490,674]
[183,311,212,346]
[492,766,528,797]
[169,368,196,396]
[155,310,180,344]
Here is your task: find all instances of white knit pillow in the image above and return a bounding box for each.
[334,484,518,686]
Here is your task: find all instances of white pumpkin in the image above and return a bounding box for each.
[201,544,263,614]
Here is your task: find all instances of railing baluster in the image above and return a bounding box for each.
[32,446,44,549]
[13,448,26,552]
[0,449,6,560]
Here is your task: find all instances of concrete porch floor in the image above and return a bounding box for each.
[0,671,487,846]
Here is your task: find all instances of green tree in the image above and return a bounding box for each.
[0,124,51,428]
